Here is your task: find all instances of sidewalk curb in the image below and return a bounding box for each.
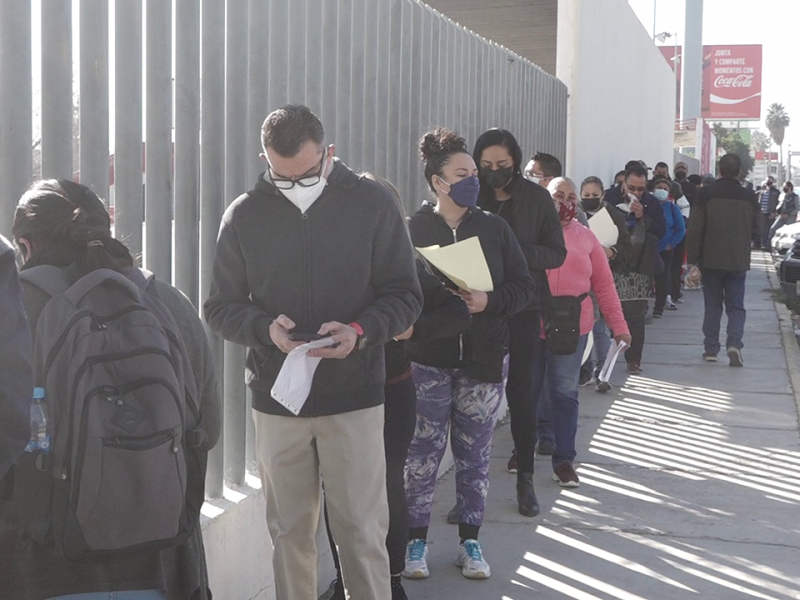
[765,263,800,426]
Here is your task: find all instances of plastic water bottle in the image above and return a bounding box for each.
[25,387,50,453]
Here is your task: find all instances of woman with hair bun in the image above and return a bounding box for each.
[402,128,534,581]
[1,179,221,600]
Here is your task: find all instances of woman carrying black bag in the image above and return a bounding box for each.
[534,178,630,488]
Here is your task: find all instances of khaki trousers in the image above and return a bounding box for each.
[253,406,390,600]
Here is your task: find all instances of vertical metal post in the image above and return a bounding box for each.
[223,0,249,489]
[41,0,73,180]
[245,0,270,476]
[335,0,353,163]
[396,1,412,200]
[114,0,143,256]
[374,0,390,178]
[320,0,338,146]
[268,2,289,112]
[174,0,200,306]
[348,0,366,171]
[680,0,703,122]
[79,0,109,201]
[145,0,173,281]
[200,0,226,500]
[362,0,379,175]
[287,0,307,103]
[304,0,323,116]
[386,0,402,187]
[0,0,32,235]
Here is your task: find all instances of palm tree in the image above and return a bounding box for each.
[750,130,770,153]
[766,103,791,181]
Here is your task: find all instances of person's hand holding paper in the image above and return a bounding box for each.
[416,236,494,292]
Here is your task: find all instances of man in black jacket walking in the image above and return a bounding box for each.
[686,154,761,366]
[204,105,422,600]
[0,235,32,483]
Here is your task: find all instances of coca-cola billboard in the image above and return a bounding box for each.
[703,45,762,120]
[659,44,763,121]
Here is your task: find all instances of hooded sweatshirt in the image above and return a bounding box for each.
[204,160,422,417]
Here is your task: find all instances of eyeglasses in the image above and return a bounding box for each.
[626,185,647,193]
[269,153,326,190]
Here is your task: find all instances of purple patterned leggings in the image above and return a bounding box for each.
[405,361,506,528]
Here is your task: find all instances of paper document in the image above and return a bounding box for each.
[271,337,338,415]
[416,236,494,292]
[597,339,629,383]
[589,207,619,248]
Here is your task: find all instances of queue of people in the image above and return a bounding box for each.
[0,102,763,600]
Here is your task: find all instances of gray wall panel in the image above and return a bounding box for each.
[1,0,567,500]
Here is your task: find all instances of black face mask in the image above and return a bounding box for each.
[675,170,687,180]
[480,166,514,189]
[581,197,603,212]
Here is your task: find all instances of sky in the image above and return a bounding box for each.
[628,0,799,160]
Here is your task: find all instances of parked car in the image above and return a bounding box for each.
[772,222,800,256]
[778,239,800,299]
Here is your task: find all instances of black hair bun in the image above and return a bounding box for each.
[419,127,467,161]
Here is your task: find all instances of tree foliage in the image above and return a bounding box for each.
[766,103,790,147]
[750,130,770,153]
[712,123,754,179]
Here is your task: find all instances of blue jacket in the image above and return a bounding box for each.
[0,235,33,480]
[658,200,686,252]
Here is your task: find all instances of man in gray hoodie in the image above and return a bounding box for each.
[205,105,422,600]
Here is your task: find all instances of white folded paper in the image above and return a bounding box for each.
[597,339,629,383]
[589,207,619,248]
[271,337,338,415]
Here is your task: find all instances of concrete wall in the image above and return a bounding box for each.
[423,0,558,75]
[557,0,675,186]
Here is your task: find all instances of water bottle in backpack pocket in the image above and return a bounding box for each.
[16,265,206,562]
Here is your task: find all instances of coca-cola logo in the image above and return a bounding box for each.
[714,74,754,88]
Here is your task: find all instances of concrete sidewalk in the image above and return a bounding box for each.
[408,252,800,600]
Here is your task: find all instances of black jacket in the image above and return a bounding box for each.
[687,177,761,271]
[676,176,699,207]
[478,176,566,311]
[384,262,472,380]
[407,203,534,382]
[0,236,32,482]
[204,161,423,416]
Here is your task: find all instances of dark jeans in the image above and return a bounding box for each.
[654,249,675,312]
[325,373,417,576]
[671,236,686,300]
[506,310,547,474]
[701,269,747,354]
[534,336,588,465]
[623,300,648,363]
[761,213,775,249]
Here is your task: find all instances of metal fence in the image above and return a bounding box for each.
[0,0,567,499]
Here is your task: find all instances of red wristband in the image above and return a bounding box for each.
[348,322,364,336]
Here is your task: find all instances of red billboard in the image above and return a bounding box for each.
[659,44,762,121]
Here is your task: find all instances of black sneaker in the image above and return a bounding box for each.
[579,368,594,387]
[536,438,556,456]
[652,311,663,319]
[391,576,408,600]
[702,352,718,362]
[319,578,345,600]
[727,347,743,367]
[596,380,612,393]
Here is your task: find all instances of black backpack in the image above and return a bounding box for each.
[15,265,207,562]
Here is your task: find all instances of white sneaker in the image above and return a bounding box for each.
[402,538,430,579]
[456,539,491,579]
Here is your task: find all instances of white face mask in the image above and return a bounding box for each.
[273,154,330,214]
[525,174,541,185]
